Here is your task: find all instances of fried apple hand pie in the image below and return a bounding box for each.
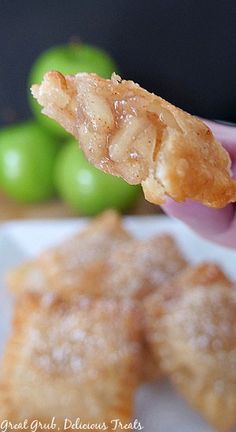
[6,209,187,385]
[145,263,236,431]
[32,71,236,208]
[0,294,142,427]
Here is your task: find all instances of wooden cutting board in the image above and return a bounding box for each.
[0,193,159,220]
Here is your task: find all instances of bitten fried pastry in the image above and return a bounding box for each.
[7,209,132,295]
[145,263,236,431]
[0,294,142,428]
[32,71,236,208]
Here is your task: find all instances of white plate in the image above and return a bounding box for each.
[1,215,236,432]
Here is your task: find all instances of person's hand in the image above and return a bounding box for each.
[161,120,236,248]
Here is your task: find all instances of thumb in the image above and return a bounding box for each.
[162,198,234,237]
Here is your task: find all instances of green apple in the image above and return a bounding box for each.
[0,121,59,202]
[28,44,118,137]
[54,140,141,215]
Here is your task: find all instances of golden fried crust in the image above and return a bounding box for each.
[145,263,236,431]
[6,209,132,296]
[32,71,236,208]
[0,294,142,429]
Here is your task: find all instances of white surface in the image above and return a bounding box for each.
[0,215,236,432]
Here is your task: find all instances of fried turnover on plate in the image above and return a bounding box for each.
[145,263,236,431]
[32,71,236,208]
[7,209,132,295]
[0,294,142,428]
[6,233,186,383]
[6,210,186,383]
[7,215,187,302]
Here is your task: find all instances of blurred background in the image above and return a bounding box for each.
[0,0,236,220]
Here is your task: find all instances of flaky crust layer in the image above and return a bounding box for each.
[32,71,236,208]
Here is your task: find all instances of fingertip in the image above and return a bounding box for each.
[161,198,235,236]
